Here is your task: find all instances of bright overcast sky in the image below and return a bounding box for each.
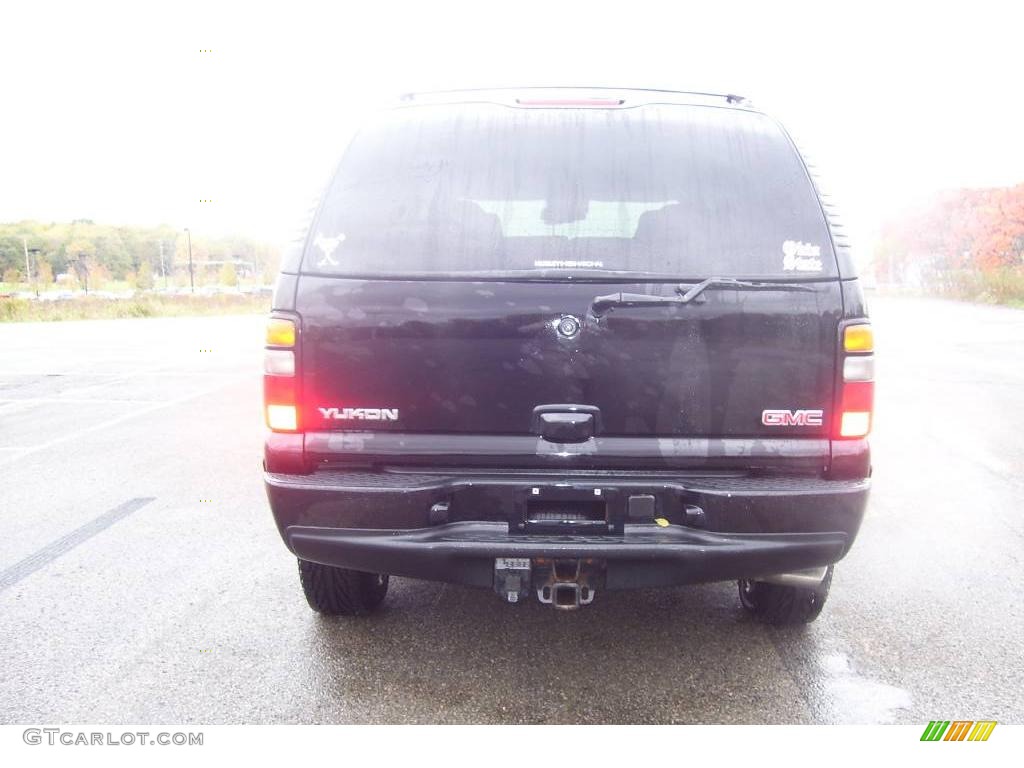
[2,0,1022,261]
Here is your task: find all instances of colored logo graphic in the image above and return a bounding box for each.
[921,721,997,741]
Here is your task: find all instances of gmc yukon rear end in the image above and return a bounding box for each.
[264,88,872,624]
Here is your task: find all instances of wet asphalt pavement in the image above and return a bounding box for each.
[0,295,1021,724]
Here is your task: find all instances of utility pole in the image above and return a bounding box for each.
[185,228,195,293]
[159,240,168,289]
[76,253,89,295]
[28,248,42,298]
[22,236,32,288]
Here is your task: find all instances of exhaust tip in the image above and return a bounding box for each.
[758,566,829,589]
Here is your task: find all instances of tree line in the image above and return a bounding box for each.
[0,220,281,290]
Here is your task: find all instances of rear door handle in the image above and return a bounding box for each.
[531,405,602,442]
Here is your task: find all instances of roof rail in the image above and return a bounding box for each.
[398,86,750,107]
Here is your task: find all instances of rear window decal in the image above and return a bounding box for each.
[313,232,345,267]
[534,260,605,269]
[782,240,823,272]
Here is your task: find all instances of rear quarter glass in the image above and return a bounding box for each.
[300,103,838,279]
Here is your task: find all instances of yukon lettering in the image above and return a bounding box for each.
[318,407,399,421]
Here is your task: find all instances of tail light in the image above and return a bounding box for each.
[836,323,874,438]
[264,316,298,432]
[263,313,306,474]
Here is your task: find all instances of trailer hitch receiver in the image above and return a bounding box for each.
[535,558,602,610]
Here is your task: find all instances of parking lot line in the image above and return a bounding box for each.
[0,497,155,592]
[0,397,164,404]
[0,376,246,467]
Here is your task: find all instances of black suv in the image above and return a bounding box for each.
[264,88,873,624]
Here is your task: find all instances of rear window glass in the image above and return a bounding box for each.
[304,103,835,278]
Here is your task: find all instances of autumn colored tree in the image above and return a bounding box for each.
[135,261,155,290]
[36,260,54,286]
[218,262,238,286]
[875,184,1024,281]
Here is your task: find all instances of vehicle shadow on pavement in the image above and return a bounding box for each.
[302,578,824,724]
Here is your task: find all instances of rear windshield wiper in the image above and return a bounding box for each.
[590,292,683,316]
[590,278,816,316]
[677,276,816,303]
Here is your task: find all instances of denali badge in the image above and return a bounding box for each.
[319,407,399,421]
[762,409,823,426]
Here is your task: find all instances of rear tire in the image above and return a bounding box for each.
[738,566,833,625]
[298,559,389,616]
